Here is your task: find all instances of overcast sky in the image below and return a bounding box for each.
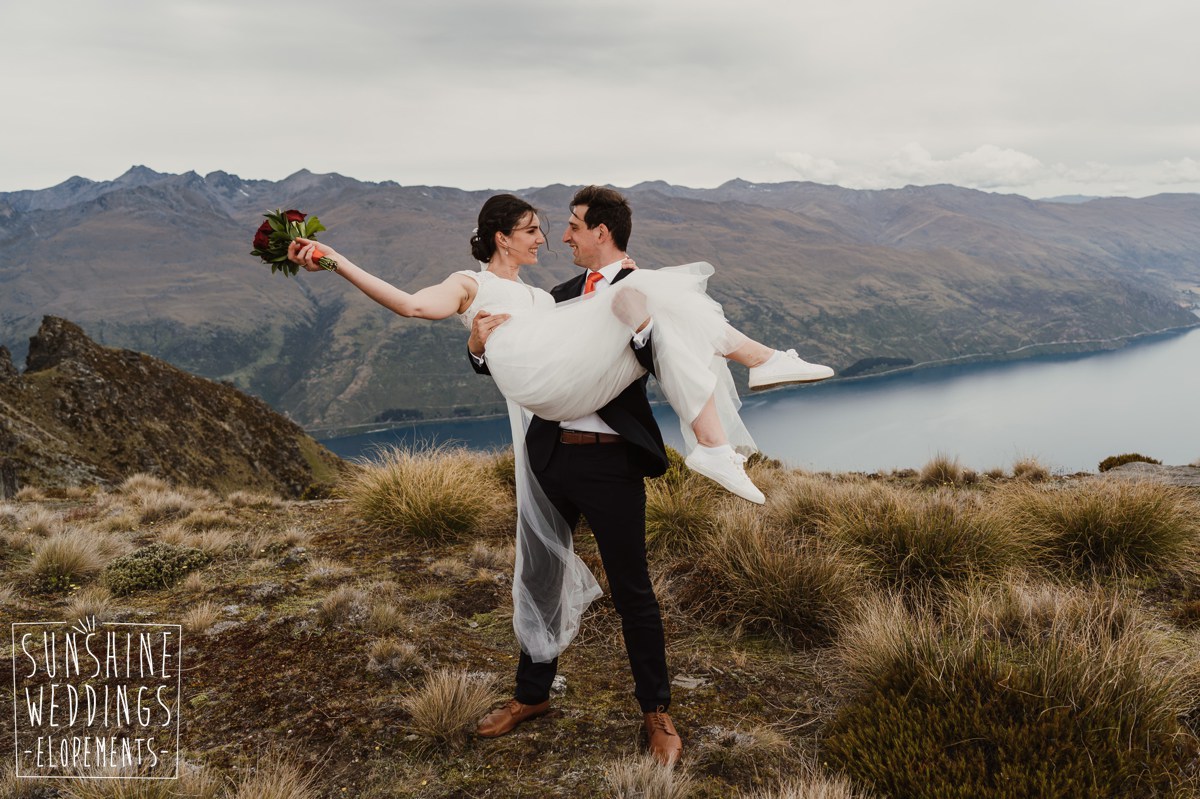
[4,0,1198,198]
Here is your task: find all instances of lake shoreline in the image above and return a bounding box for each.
[309,320,1200,441]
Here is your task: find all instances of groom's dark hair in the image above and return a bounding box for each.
[570,186,632,251]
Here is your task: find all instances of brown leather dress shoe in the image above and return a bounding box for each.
[476,698,550,738]
[643,707,683,765]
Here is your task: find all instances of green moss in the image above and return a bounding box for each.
[102,542,212,596]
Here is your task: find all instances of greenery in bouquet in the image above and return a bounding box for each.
[250,209,337,276]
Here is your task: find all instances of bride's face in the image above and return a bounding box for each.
[503,213,545,266]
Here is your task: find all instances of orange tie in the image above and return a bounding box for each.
[584,271,604,294]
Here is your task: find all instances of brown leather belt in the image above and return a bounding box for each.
[559,429,623,445]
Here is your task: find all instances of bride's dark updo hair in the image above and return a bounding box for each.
[470,194,539,262]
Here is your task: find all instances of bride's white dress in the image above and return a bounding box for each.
[456,262,755,663]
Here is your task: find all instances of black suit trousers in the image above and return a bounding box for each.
[513,441,671,713]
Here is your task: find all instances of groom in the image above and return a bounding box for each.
[467,185,682,765]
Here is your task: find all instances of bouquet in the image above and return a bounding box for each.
[250,209,338,276]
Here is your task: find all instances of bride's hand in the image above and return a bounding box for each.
[288,237,343,272]
[621,255,638,270]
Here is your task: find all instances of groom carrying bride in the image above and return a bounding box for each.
[467,185,683,765]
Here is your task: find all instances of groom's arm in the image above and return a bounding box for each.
[467,310,509,376]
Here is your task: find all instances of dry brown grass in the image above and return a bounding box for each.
[918,453,964,487]
[14,485,47,502]
[681,508,863,646]
[996,479,1200,580]
[226,490,285,509]
[62,584,115,621]
[692,724,794,786]
[135,489,199,523]
[317,585,369,627]
[182,600,224,634]
[119,473,171,494]
[181,570,207,594]
[52,761,223,798]
[467,540,514,571]
[26,528,112,592]
[1012,457,1050,482]
[341,446,513,542]
[306,556,353,585]
[228,751,319,799]
[180,509,236,531]
[367,637,424,677]
[605,754,693,799]
[743,774,879,799]
[17,505,63,536]
[401,669,496,746]
[366,600,409,635]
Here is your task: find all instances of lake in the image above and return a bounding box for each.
[319,325,1200,474]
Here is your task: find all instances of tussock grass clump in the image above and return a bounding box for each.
[367,637,423,677]
[692,724,793,786]
[468,541,513,571]
[102,542,212,596]
[1011,457,1050,482]
[366,600,408,635]
[57,762,222,798]
[181,601,223,634]
[305,557,353,585]
[918,453,963,486]
[228,751,319,799]
[63,585,115,621]
[119,473,170,494]
[830,486,1031,599]
[179,509,235,531]
[605,754,693,799]
[226,490,285,509]
[27,528,110,593]
[744,774,879,799]
[18,506,63,537]
[644,477,721,555]
[999,480,1200,580]
[14,485,47,502]
[824,587,1196,799]
[318,585,369,627]
[680,509,862,646]
[402,669,496,746]
[0,763,54,798]
[135,489,198,523]
[342,447,512,542]
[1099,452,1162,472]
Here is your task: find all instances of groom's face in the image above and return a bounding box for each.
[563,205,603,269]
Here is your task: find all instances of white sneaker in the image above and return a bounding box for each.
[748,349,834,390]
[685,446,766,504]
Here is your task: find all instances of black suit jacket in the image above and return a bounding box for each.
[470,268,669,478]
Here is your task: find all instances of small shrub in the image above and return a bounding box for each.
[402,669,496,746]
[999,481,1200,580]
[102,543,212,596]
[605,754,693,798]
[342,447,512,542]
[918,453,963,487]
[1098,452,1162,472]
[27,529,108,593]
[1012,457,1050,482]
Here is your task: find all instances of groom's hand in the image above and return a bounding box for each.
[612,287,650,333]
[469,310,511,356]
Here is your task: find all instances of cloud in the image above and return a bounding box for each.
[884,144,1045,189]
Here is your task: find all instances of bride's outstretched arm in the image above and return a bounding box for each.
[289,238,474,320]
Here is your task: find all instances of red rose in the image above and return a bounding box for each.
[283,210,306,223]
[252,220,272,251]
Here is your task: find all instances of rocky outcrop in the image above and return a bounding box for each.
[0,317,343,496]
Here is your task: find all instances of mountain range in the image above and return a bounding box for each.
[2,167,1198,429]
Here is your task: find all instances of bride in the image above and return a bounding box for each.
[289,191,832,663]
[289,193,832,502]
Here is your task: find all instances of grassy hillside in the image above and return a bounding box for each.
[3,451,1200,797]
